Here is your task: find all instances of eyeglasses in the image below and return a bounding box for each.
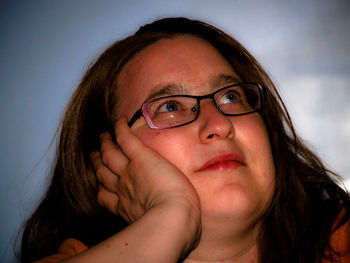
[128,83,265,129]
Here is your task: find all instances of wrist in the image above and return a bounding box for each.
[152,199,201,257]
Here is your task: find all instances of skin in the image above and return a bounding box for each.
[71,35,276,262]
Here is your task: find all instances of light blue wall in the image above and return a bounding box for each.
[1,1,349,262]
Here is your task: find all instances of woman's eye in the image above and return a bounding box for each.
[157,100,180,113]
[221,91,241,104]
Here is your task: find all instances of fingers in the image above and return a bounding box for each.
[92,119,150,221]
[115,117,154,161]
[97,184,133,223]
[99,132,129,173]
[97,184,119,215]
[91,151,120,192]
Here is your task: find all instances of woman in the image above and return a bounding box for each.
[21,17,350,263]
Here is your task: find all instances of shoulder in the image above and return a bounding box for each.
[32,239,88,263]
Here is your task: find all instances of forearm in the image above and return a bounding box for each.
[64,202,200,263]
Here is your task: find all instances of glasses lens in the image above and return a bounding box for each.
[215,84,261,115]
[146,96,198,128]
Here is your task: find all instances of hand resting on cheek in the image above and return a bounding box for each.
[92,117,201,224]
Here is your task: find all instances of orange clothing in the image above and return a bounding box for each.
[33,239,88,263]
[33,221,350,263]
[323,218,350,263]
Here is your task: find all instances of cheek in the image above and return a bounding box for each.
[238,115,275,184]
[133,128,193,173]
[240,115,273,160]
[135,129,163,149]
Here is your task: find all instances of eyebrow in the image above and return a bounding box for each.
[143,84,187,103]
[210,74,241,89]
[144,74,241,103]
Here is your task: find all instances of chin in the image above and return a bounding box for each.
[201,186,269,223]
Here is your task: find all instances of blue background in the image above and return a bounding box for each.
[1,1,349,262]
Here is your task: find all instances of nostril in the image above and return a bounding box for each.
[207,134,214,139]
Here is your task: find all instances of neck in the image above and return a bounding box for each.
[183,218,260,263]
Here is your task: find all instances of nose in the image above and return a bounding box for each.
[197,99,235,143]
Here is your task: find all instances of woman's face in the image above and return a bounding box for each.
[117,35,275,225]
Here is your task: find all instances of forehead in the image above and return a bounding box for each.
[116,35,239,119]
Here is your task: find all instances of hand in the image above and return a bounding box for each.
[91,117,201,224]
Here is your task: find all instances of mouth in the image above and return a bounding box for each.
[196,153,245,172]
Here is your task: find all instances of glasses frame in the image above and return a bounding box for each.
[128,83,266,129]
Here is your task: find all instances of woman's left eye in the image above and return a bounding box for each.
[221,91,241,104]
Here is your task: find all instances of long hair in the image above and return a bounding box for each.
[20,17,350,263]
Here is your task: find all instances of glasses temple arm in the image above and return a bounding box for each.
[128,108,143,127]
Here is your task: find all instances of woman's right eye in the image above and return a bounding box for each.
[157,100,180,113]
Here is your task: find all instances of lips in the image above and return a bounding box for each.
[197,153,245,172]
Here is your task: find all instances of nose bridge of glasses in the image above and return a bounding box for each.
[196,95,223,115]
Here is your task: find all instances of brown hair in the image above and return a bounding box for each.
[21,17,350,263]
